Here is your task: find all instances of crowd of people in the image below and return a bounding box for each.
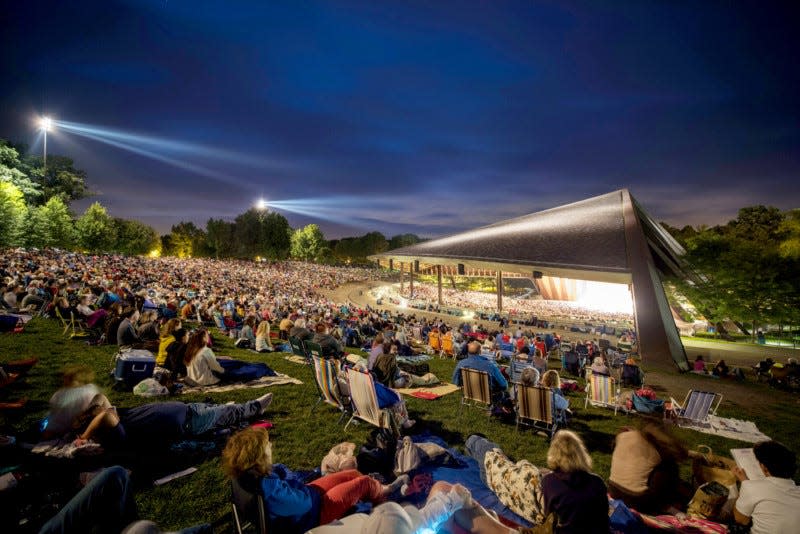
[2,247,800,533]
[381,283,635,327]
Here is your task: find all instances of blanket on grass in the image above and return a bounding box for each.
[179,372,301,395]
[411,433,532,529]
[396,383,461,400]
[31,438,104,458]
[284,355,309,365]
[678,415,770,443]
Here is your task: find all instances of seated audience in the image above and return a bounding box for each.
[289,318,313,342]
[693,355,707,373]
[732,440,800,534]
[43,365,103,439]
[156,318,182,366]
[221,427,407,533]
[184,328,225,386]
[607,422,688,514]
[165,327,189,377]
[453,341,508,407]
[312,323,343,360]
[117,308,144,349]
[255,320,273,352]
[589,356,609,376]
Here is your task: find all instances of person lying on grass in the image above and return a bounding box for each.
[69,392,274,448]
[222,427,408,533]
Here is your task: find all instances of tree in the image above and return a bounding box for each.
[26,154,91,205]
[388,233,422,250]
[113,218,160,256]
[26,196,77,249]
[206,218,236,259]
[779,209,800,260]
[260,211,292,260]
[233,209,264,258]
[0,181,28,247]
[166,221,206,258]
[332,231,388,261]
[674,206,797,339]
[290,224,328,262]
[0,141,41,203]
[76,202,117,253]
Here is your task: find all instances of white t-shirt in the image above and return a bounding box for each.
[736,477,800,534]
[186,347,224,386]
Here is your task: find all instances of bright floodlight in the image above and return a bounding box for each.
[256,198,268,210]
[40,117,53,131]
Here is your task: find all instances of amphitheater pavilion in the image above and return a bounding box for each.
[370,189,692,371]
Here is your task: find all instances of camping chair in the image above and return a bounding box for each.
[428,330,441,354]
[66,311,91,340]
[516,384,561,438]
[441,334,454,358]
[231,478,269,534]
[288,336,310,363]
[670,390,721,424]
[510,359,538,385]
[584,371,621,415]
[311,355,349,423]
[344,367,398,436]
[458,368,492,418]
[304,340,323,365]
[54,306,71,336]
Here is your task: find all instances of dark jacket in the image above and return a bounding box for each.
[542,469,609,533]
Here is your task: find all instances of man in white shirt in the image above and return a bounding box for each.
[733,440,800,534]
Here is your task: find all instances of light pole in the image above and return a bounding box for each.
[39,116,53,171]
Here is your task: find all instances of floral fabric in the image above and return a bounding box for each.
[484,449,546,524]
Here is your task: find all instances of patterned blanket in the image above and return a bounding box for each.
[179,372,302,394]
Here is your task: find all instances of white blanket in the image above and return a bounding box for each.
[179,372,302,394]
[678,415,770,443]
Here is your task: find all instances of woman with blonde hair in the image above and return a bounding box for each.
[156,318,182,366]
[222,427,407,533]
[542,430,608,532]
[255,320,273,352]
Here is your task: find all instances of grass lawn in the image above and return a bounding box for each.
[2,317,799,531]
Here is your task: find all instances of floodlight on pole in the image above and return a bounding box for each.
[39,116,53,171]
[256,198,268,210]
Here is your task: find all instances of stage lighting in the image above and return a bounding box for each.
[256,198,268,210]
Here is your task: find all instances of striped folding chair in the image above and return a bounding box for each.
[311,356,349,423]
[516,384,560,438]
[459,368,492,418]
[671,390,722,424]
[584,371,621,415]
[344,368,397,435]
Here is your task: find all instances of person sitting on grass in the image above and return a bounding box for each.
[607,422,689,514]
[236,315,257,349]
[184,328,225,386]
[732,440,800,534]
[156,318,182,366]
[221,427,408,534]
[255,320,273,352]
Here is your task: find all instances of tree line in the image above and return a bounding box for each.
[663,205,800,338]
[0,138,420,261]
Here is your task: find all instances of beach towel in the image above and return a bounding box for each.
[678,415,770,443]
[396,383,461,399]
[179,372,302,394]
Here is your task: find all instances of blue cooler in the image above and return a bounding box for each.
[114,349,155,388]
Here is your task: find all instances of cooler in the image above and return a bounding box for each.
[114,349,155,388]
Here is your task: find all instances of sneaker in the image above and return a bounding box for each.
[256,393,273,414]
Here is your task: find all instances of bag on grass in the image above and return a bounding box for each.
[690,445,737,487]
[687,481,729,520]
[632,393,664,413]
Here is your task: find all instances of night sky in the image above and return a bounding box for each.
[2,1,798,238]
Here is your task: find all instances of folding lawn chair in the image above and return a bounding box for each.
[459,367,492,418]
[441,334,454,358]
[311,355,349,423]
[428,330,441,354]
[516,384,561,438]
[304,340,323,365]
[231,477,269,534]
[344,367,398,436]
[288,336,310,363]
[670,390,721,425]
[510,358,538,385]
[584,371,622,415]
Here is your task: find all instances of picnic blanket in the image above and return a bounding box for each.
[678,415,770,443]
[397,354,433,364]
[284,355,309,365]
[412,432,531,528]
[395,383,461,400]
[179,372,302,394]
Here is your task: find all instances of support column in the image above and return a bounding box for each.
[400,262,404,294]
[437,265,443,305]
[496,270,503,313]
[409,262,414,299]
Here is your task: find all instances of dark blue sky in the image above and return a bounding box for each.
[2,1,798,237]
